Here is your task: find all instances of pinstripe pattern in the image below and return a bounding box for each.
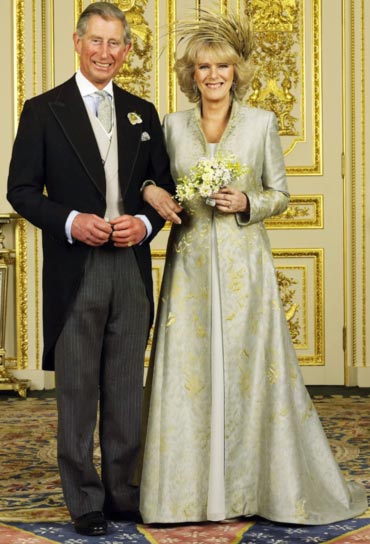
[55,246,150,519]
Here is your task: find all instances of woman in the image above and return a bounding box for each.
[140,11,367,525]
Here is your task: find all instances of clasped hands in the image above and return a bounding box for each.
[142,185,249,221]
[71,213,146,248]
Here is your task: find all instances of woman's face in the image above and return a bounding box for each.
[193,50,235,105]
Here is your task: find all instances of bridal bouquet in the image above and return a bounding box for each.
[176,154,248,206]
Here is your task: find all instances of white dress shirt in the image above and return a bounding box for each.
[65,70,152,243]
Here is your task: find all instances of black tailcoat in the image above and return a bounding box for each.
[7,76,174,370]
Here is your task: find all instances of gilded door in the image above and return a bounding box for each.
[153,0,346,384]
[239,0,345,384]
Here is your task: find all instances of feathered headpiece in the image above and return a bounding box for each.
[174,9,254,61]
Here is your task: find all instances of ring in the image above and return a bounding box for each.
[127,241,133,247]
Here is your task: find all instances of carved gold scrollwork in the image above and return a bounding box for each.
[113,0,153,98]
[265,196,323,229]
[15,219,29,369]
[273,249,324,365]
[276,270,301,343]
[245,0,300,135]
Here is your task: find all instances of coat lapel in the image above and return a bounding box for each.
[48,77,106,196]
[113,84,142,198]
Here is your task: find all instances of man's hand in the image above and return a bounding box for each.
[71,213,112,246]
[142,185,182,224]
[110,215,147,247]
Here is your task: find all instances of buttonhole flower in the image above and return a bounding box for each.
[128,112,143,125]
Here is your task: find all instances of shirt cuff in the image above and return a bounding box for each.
[140,179,157,192]
[135,214,152,243]
[65,210,80,244]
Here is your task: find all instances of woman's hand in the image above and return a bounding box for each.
[211,187,249,214]
[142,185,182,224]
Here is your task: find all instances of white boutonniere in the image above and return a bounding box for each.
[141,131,151,142]
[127,112,143,125]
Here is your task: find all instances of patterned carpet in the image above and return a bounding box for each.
[0,392,369,543]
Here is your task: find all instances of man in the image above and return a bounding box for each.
[7,2,180,537]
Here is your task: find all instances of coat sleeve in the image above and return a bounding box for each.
[136,103,175,242]
[7,99,72,242]
[236,111,290,227]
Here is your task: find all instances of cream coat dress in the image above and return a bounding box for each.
[140,101,367,524]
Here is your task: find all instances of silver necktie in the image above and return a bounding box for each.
[94,90,112,133]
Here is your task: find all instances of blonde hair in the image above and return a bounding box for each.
[174,10,254,103]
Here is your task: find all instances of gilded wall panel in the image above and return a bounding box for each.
[265,195,323,229]
[146,250,322,365]
[276,266,307,349]
[14,219,29,370]
[11,1,29,370]
[349,0,368,370]
[272,249,324,365]
[241,0,322,175]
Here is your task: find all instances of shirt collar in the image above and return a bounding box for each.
[75,70,114,98]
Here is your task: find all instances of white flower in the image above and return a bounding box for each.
[176,154,249,204]
[127,112,143,125]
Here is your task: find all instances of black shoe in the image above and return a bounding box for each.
[74,511,107,536]
[106,510,143,523]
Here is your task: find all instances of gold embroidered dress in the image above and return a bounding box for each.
[140,102,367,524]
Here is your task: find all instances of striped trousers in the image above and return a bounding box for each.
[54,245,150,519]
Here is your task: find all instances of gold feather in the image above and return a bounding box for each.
[174,9,254,61]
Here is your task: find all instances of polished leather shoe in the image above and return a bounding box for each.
[74,511,107,536]
[106,510,142,523]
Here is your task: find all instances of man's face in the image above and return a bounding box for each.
[73,15,131,89]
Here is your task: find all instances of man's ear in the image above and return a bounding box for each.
[73,32,81,54]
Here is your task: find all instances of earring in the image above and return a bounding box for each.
[231,80,236,93]
[193,81,199,95]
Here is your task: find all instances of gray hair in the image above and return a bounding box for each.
[76,1,131,44]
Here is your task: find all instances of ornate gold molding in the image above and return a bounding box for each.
[220,0,228,14]
[265,195,323,229]
[272,248,324,365]
[350,0,357,367]
[167,0,176,112]
[49,0,55,88]
[42,0,47,91]
[360,0,366,367]
[34,230,41,370]
[13,1,29,370]
[32,0,36,96]
[15,220,29,370]
[349,0,367,369]
[288,0,321,175]
[154,0,159,109]
[276,266,307,349]
[14,0,25,122]
[114,0,153,98]
[245,0,301,136]
[242,0,322,175]
[74,0,84,71]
